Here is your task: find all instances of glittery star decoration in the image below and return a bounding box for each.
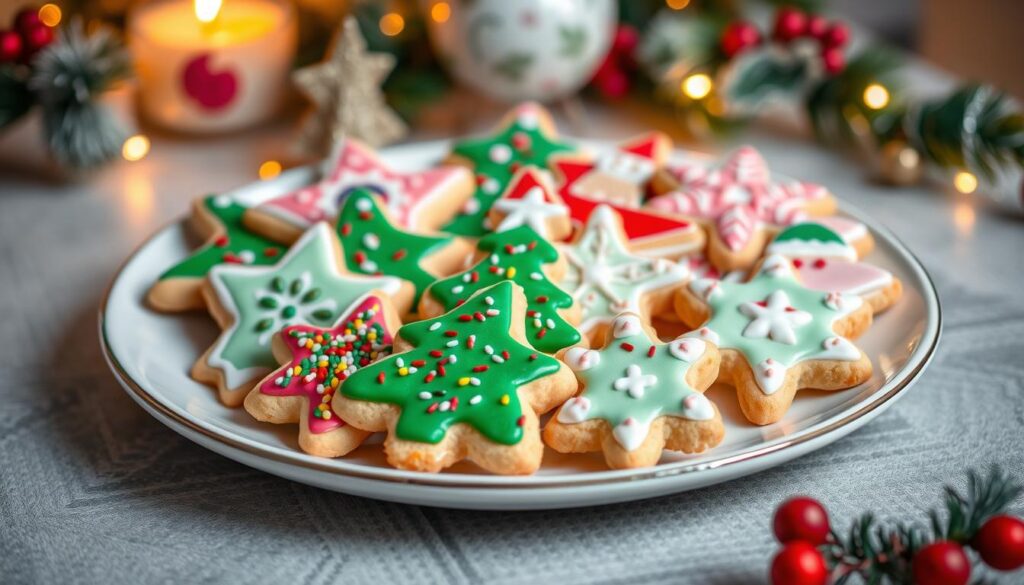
[560,204,688,339]
[544,313,724,469]
[675,255,873,425]
[292,16,407,157]
[646,146,835,270]
[246,137,473,241]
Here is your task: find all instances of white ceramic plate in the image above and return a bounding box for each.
[99,140,941,510]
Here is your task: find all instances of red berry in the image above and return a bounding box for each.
[595,67,629,99]
[773,7,807,42]
[973,515,1024,571]
[823,23,850,48]
[21,24,53,56]
[773,496,831,545]
[821,48,845,75]
[913,541,971,585]
[720,21,761,58]
[14,8,42,34]
[770,542,828,585]
[806,16,829,39]
[0,29,22,63]
[612,25,639,55]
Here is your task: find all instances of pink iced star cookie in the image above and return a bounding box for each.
[244,294,402,457]
[245,138,475,243]
[647,146,846,271]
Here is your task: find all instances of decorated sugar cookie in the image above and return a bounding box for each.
[243,294,401,457]
[148,193,288,312]
[674,255,873,425]
[560,205,688,341]
[334,189,472,314]
[333,281,577,474]
[550,157,704,259]
[647,146,840,271]
[767,222,902,314]
[486,166,572,241]
[442,102,578,237]
[420,225,581,354]
[544,314,725,469]
[193,223,403,406]
[551,132,671,207]
[245,138,475,243]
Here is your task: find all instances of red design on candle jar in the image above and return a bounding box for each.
[182,53,238,111]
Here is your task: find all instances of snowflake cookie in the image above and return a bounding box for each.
[244,137,475,243]
[544,313,724,469]
[647,146,851,271]
[243,294,401,457]
[333,281,577,474]
[192,223,402,406]
[560,204,688,342]
[674,254,873,425]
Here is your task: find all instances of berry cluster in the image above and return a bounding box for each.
[769,473,1024,585]
[592,25,639,100]
[0,7,55,65]
[719,7,850,74]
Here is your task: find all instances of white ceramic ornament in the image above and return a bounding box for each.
[420,0,616,102]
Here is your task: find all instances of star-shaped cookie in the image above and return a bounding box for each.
[333,281,577,474]
[552,132,671,207]
[442,102,578,237]
[148,193,288,312]
[646,146,838,271]
[245,137,474,243]
[193,222,403,406]
[486,166,572,241]
[674,254,873,425]
[244,294,401,457]
[544,313,724,469]
[560,204,688,341]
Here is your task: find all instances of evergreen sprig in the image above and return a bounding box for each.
[823,468,1021,584]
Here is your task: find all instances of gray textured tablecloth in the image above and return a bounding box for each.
[2,90,1023,584]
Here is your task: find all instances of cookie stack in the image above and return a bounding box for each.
[147,103,902,474]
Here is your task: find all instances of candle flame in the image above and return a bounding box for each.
[194,0,223,24]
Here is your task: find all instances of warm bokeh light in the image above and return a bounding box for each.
[431,2,451,23]
[682,73,712,100]
[953,170,978,194]
[38,3,62,27]
[258,160,282,180]
[194,0,223,23]
[379,13,405,36]
[121,134,151,162]
[666,0,690,9]
[863,83,890,110]
[953,201,976,236]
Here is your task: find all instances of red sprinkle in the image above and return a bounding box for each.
[504,244,515,254]
[470,272,479,283]
[427,403,439,414]
[429,350,444,358]
[535,295,549,303]
[529,353,538,361]
[536,328,548,339]
[263,247,279,257]
[376,372,385,384]
[424,372,436,383]
[473,365,489,372]
[455,299,466,307]
[340,223,352,236]
[502,350,510,359]
[392,249,407,261]
[411,359,426,367]
[214,235,229,247]
[458,314,472,322]
[358,211,372,220]
[467,336,476,349]
[444,330,458,337]
[813,259,827,269]
[647,345,656,357]
[473,312,485,322]
[354,251,366,263]
[450,397,459,411]
[516,415,526,426]
[527,241,537,250]
[437,364,447,377]
[620,342,635,352]
[488,266,500,274]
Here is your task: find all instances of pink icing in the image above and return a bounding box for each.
[792,258,892,295]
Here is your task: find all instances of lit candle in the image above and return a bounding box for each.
[129,0,296,133]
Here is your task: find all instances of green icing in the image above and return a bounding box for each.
[564,319,713,434]
[688,257,861,393]
[335,189,453,306]
[160,194,287,280]
[428,225,580,354]
[208,224,399,388]
[773,222,845,246]
[339,281,562,445]
[441,107,576,236]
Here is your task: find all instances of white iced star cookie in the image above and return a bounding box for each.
[544,313,724,469]
[559,204,688,343]
[486,166,572,241]
[674,254,873,425]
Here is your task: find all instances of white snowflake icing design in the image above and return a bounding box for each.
[738,290,812,345]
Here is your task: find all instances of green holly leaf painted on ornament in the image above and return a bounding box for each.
[493,52,534,82]
[559,26,588,58]
[724,48,808,110]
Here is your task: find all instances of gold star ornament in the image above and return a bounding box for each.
[292,16,408,156]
